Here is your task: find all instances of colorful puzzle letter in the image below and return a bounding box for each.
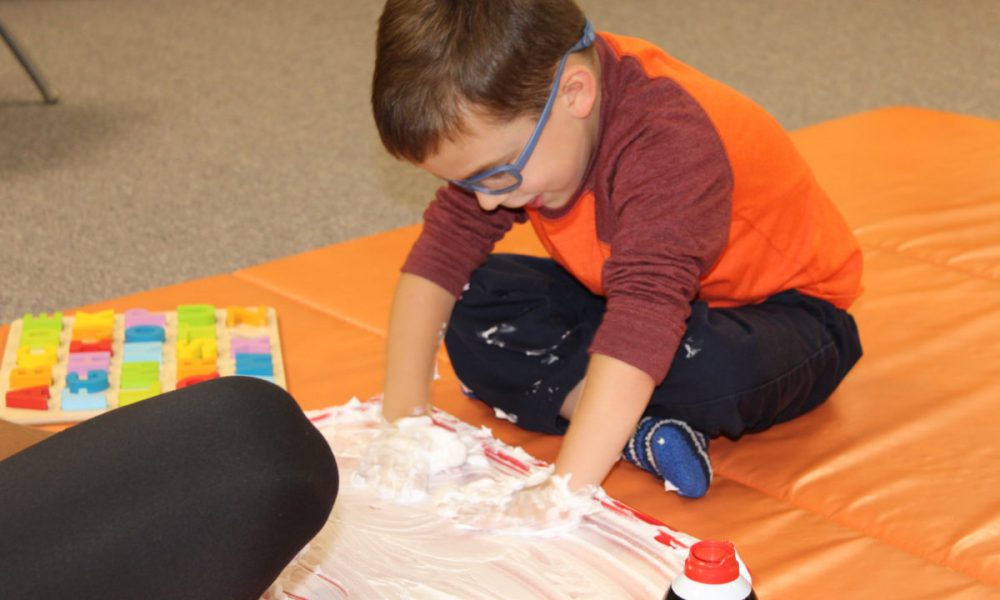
[125,325,166,343]
[177,358,218,381]
[177,338,218,361]
[235,353,274,377]
[62,390,107,411]
[66,370,110,394]
[16,346,58,369]
[178,304,216,327]
[227,306,268,327]
[10,366,53,390]
[72,310,115,342]
[6,386,50,410]
[2,305,283,419]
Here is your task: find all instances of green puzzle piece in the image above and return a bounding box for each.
[178,304,216,327]
[19,328,61,349]
[22,312,63,333]
[120,362,160,389]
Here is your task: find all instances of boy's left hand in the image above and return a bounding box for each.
[451,471,599,536]
[504,476,598,532]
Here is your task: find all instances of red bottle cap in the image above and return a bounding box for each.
[684,540,740,584]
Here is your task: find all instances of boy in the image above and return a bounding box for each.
[367,0,862,512]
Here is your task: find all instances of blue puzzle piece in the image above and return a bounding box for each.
[66,370,110,394]
[123,342,164,363]
[61,390,107,411]
[235,353,274,377]
[125,325,166,343]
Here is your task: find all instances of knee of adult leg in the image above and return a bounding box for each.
[241,377,338,510]
[196,376,315,438]
[198,374,294,410]
[195,377,339,524]
[168,375,292,421]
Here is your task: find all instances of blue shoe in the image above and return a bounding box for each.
[623,417,712,498]
[458,381,479,400]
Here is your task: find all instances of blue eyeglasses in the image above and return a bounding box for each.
[449,20,596,195]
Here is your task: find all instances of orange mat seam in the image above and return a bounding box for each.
[233,270,389,339]
[858,240,1000,284]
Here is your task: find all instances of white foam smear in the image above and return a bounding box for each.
[264,398,697,600]
[351,414,471,504]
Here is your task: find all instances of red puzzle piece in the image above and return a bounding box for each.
[6,386,51,410]
[176,372,220,389]
[70,339,114,355]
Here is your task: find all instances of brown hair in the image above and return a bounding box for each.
[372,0,588,163]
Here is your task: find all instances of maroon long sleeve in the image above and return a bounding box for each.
[401,31,862,384]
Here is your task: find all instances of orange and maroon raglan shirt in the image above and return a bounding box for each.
[402,31,863,384]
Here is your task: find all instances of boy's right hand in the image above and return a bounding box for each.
[368,273,460,500]
[380,273,457,422]
[353,415,467,503]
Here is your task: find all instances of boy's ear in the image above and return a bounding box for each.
[560,63,599,119]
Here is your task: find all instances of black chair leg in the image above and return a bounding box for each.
[0,20,58,104]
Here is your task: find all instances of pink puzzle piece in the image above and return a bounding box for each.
[67,352,112,376]
[123,309,167,329]
[230,336,270,357]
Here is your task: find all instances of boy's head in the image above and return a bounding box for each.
[373,0,601,212]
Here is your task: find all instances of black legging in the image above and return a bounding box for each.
[0,376,338,599]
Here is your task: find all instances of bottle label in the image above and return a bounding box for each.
[667,574,755,600]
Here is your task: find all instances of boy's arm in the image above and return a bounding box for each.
[355,273,456,501]
[494,354,652,531]
[381,272,456,422]
[555,353,654,488]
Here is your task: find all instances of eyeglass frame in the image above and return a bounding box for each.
[449,20,597,196]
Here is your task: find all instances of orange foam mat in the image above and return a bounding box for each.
[4,107,998,597]
[235,108,999,597]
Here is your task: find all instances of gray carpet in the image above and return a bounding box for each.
[1,0,997,323]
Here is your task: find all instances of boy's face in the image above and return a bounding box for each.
[418,67,599,213]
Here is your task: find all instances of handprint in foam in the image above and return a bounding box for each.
[353,415,468,503]
[442,467,600,537]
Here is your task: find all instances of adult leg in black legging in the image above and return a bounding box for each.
[0,376,338,600]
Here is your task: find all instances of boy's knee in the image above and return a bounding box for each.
[462,254,581,301]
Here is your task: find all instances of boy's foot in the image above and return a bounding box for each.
[458,381,479,400]
[623,417,712,498]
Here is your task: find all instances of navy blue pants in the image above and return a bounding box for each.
[445,255,862,439]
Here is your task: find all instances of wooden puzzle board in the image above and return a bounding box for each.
[1,306,286,425]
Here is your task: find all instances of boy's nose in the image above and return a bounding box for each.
[476,192,507,212]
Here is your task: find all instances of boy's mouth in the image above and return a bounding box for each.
[526,195,544,209]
